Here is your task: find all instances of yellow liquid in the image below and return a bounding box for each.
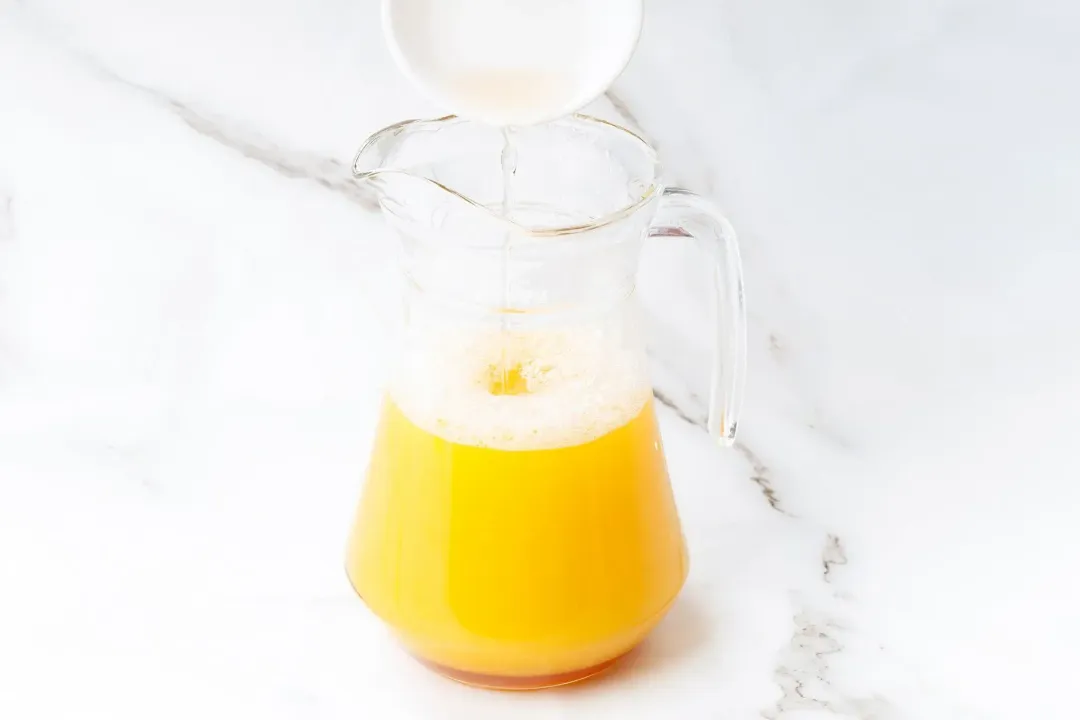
[345,396,687,684]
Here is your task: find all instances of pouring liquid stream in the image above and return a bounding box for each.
[496,127,519,394]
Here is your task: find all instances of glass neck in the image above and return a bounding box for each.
[390,194,655,316]
[399,237,641,316]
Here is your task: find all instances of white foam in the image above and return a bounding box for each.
[389,328,652,450]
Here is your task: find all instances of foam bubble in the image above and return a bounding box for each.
[390,328,651,450]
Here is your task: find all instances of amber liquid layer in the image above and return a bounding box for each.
[346,397,687,685]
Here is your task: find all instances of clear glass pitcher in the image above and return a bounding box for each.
[345,115,745,690]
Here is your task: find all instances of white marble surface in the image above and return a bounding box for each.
[2,1,1079,717]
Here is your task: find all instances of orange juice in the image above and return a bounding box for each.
[345,331,687,688]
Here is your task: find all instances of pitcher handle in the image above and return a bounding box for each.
[648,187,746,446]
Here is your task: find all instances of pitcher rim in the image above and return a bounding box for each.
[351,114,661,238]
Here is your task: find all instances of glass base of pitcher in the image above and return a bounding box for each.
[416,651,630,691]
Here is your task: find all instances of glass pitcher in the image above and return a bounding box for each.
[345,114,745,690]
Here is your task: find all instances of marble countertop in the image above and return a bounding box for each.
[2,1,1079,718]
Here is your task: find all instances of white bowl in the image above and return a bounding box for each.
[382,0,644,126]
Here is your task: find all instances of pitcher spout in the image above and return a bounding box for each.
[351,115,499,226]
[352,116,449,179]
